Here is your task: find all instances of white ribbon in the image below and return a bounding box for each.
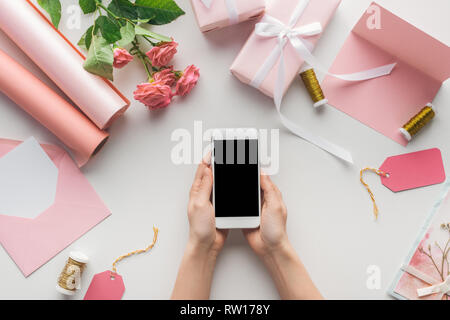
[250,0,396,163]
[200,0,239,25]
[418,276,450,298]
[402,265,449,299]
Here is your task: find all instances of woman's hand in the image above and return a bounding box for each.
[172,160,228,300]
[243,174,323,300]
[187,161,228,255]
[243,174,289,257]
[173,163,322,300]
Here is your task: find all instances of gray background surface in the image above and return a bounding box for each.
[0,0,449,299]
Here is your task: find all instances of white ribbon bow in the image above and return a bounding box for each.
[250,0,396,164]
[200,0,239,24]
[402,265,450,299]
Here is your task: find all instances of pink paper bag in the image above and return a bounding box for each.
[322,2,450,146]
[190,0,265,32]
[0,139,111,277]
[230,0,341,98]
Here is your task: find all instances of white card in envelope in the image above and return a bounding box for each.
[0,137,58,219]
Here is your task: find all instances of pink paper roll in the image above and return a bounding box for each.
[0,0,129,130]
[0,49,109,167]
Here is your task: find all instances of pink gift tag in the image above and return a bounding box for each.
[379,148,445,192]
[84,271,125,300]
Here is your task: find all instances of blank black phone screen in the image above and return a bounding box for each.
[213,139,259,217]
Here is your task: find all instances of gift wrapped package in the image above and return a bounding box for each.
[230,0,341,98]
[191,0,266,32]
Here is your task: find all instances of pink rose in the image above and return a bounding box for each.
[146,41,178,67]
[175,65,200,96]
[153,67,177,86]
[133,81,172,110]
[113,48,133,69]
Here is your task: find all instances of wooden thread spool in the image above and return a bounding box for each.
[56,251,88,296]
[399,103,435,141]
[299,66,327,108]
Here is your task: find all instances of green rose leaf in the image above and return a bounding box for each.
[135,25,171,43]
[134,18,152,24]
[78,25,95,50]
[117,22,135,47]
[135,0,185,25]
[78,33,87,50]
[83,35,114,81]
[108,0,138,20]
[79,0,98,14]
[95,16,122,44]
[37,0,61,28]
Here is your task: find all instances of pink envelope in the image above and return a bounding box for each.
[0,139,111,277]
[322,2,450,146]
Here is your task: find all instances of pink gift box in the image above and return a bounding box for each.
[230,0,341,98]
[190,0,266,32]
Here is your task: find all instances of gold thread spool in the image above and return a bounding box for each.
[300,67,328,108]
[56,251,88,296]
[399,103,435,141]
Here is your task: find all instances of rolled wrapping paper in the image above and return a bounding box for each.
[0,0,130,130]
[0,49,109,167]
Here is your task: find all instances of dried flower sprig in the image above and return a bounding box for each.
[418,222,450,300]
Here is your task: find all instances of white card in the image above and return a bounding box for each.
[0,137,58,219]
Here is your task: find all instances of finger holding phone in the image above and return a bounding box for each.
[243,174,289,257]
[187,160,228,255]
[171,159,228,300]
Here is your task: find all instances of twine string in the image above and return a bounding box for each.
[111,226,159,277]
[360,168,388,220]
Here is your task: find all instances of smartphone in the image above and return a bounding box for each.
[212,128,261,229]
